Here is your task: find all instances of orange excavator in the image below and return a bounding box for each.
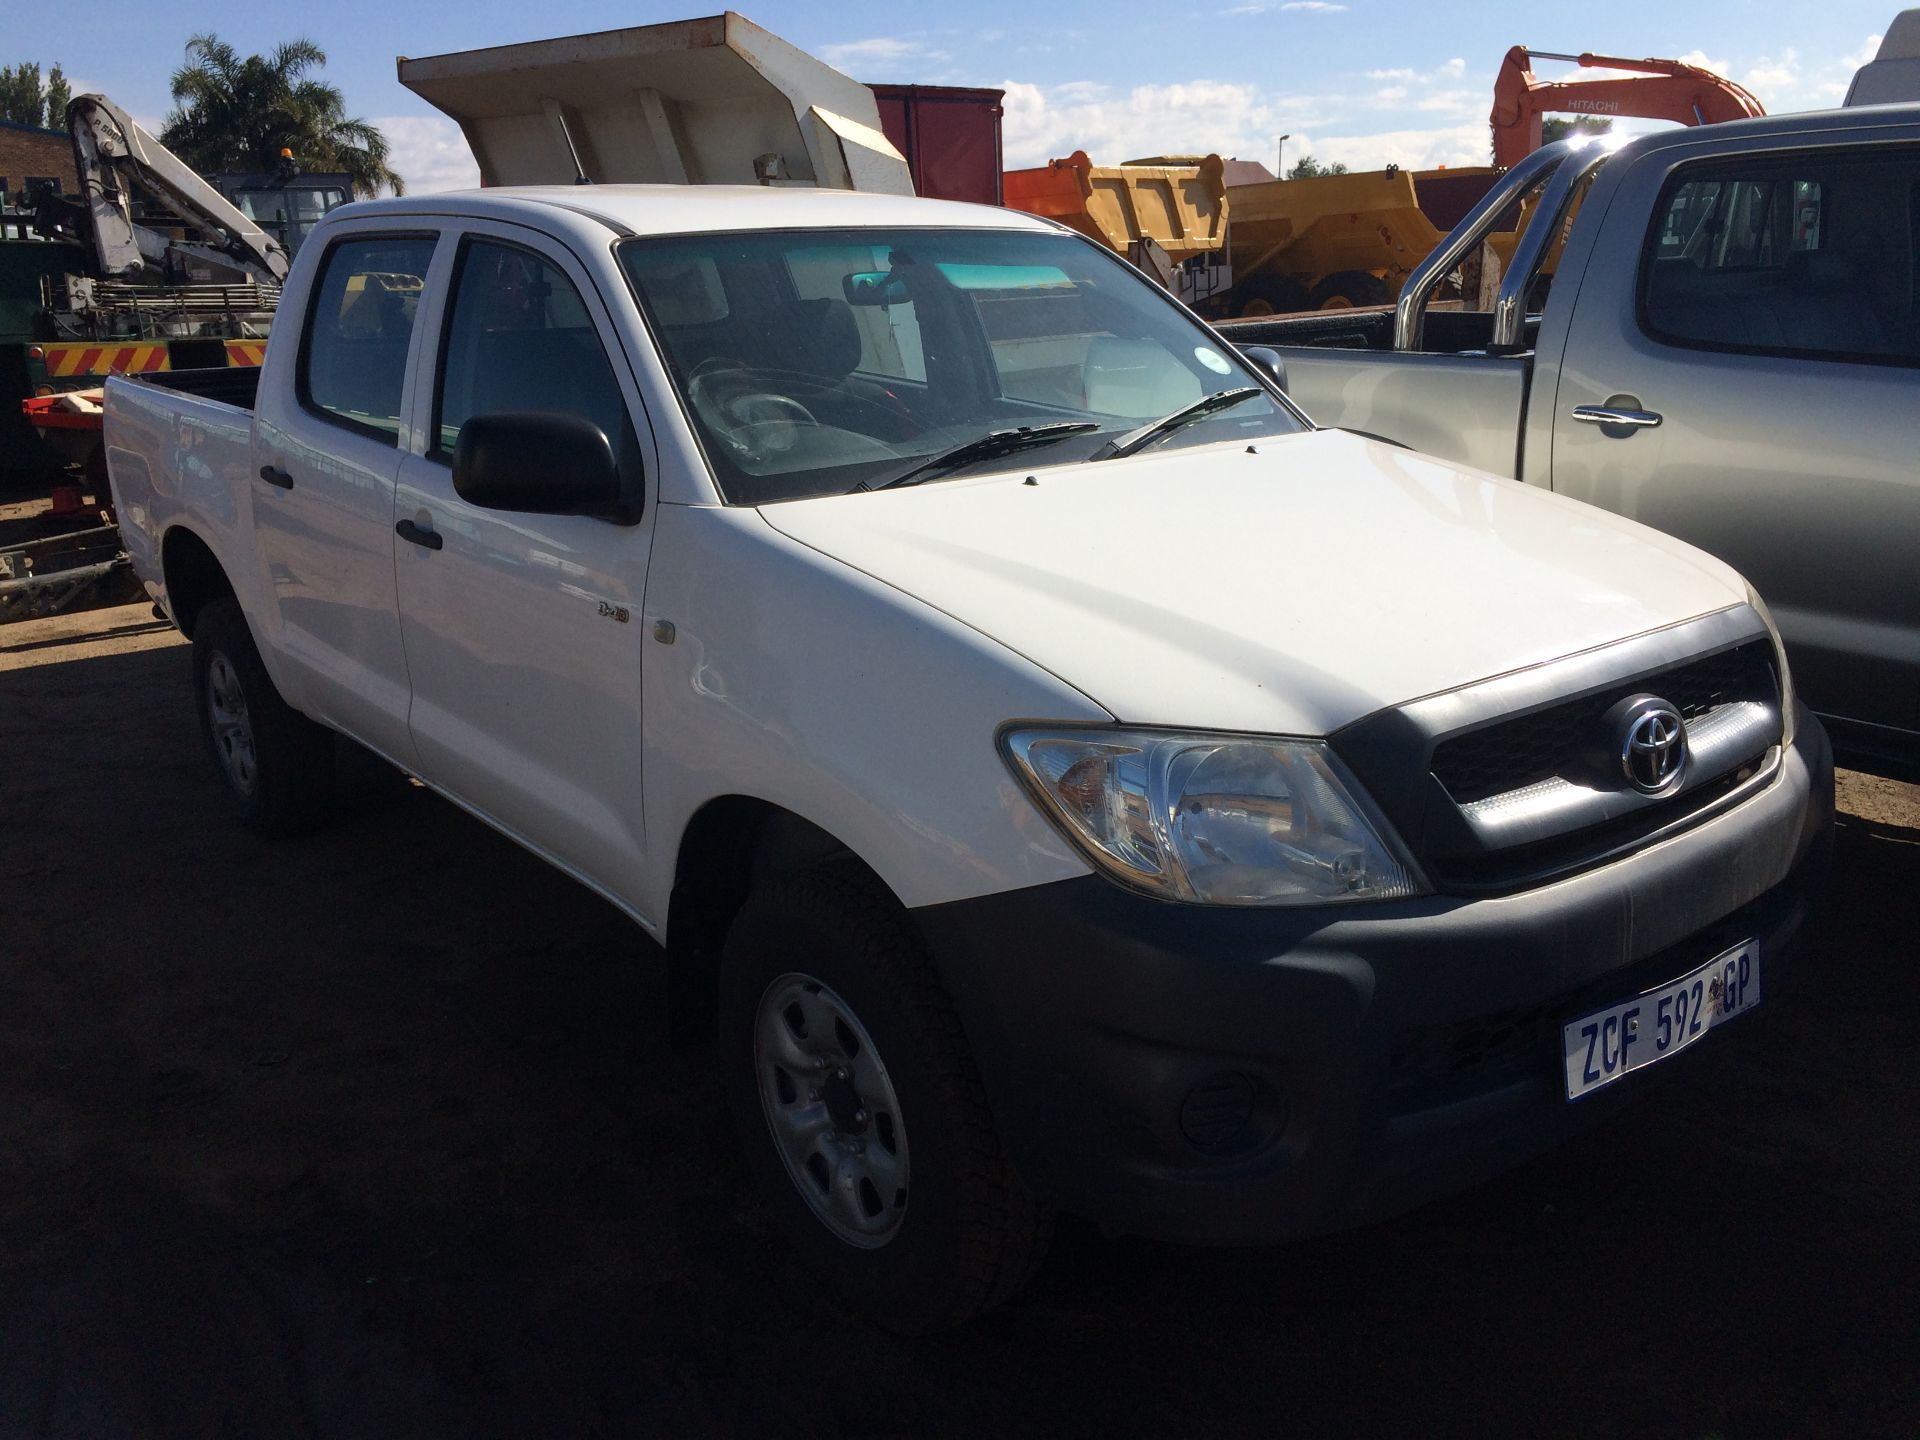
[1489,47,1766,168]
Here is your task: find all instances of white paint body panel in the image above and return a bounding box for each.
[106,184,1757,937]
[761,428,1748,737]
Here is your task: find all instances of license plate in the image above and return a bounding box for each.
[1562,940,1760,1101]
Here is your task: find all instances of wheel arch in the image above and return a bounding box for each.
[664,795,894,1048]
[160,524,236,640]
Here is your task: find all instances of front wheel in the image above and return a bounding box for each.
[719,875,1051,1332]
[192,598,336,835]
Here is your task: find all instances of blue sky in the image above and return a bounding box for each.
[7,1,1894,190]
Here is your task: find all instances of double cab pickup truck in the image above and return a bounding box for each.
[1227,105,1920,779]
[105,183,1831,1330]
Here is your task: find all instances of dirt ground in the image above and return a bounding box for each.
[2,602,1916,1439]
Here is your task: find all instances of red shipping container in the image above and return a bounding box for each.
[870,84,1005,205]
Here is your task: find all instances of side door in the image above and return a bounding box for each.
[392,224,658,905]
[250,226,440,763]
[1548,132,1920,747]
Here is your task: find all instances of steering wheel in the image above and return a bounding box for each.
[688,359,820,459]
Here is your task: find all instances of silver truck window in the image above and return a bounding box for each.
[619,227,1303,505]
[432,239,631,463]
[297,235,435,442]
[1640,147,1920,367]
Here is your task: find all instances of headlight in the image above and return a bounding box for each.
[1002,727,1428,906]
[1744,584,1796,748]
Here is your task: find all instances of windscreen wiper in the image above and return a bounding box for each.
[1092,387,1263,462]
[863,422,1099,492]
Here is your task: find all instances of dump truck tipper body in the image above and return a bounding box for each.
[397,12,914,195]
[1002,151,1231,310]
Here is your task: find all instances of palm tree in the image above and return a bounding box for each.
[160,34,404,198]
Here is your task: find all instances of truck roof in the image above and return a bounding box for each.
[319,183,1057,240]
[1611,100,1920,159]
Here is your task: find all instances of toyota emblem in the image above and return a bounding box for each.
[1618,698,1687,793]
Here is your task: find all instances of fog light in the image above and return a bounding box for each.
[1179,1071,1257,1150]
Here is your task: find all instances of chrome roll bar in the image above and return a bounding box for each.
[1490,139,1613,350]
[1392,139,1578,353]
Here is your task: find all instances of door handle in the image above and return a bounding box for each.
[257,464,294,489]
[394,518,443,551]
[1571,405,1663,429]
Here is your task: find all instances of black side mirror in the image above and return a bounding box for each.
[451,412,635,522]
[1238,345,1288,394]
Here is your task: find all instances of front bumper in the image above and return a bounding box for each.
[913,710,1834,1243]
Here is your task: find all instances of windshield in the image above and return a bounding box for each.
[618,227,1306,504]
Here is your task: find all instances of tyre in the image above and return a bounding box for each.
[719,874,1051,1332]
[192,598,336,835]
[1232,273,1312,318]
[1310,270,1394,310]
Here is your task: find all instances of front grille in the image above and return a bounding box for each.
[1430,639,1777,806]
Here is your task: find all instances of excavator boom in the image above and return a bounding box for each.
[1490,46,1765,168]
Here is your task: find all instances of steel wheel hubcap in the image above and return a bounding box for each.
[753,973,909,1248]
[206,652,258,796]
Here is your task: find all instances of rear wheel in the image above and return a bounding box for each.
[719,874,1051,1332]
[1310,270,1394,309]
[192,598,335,835]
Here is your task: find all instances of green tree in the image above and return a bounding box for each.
[0,61,68,127]
[1287,154,1349,179]
[160,34,403,197]
[45,65,70,126]
[1539,116,1613,144]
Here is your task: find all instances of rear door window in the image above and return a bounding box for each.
[1640,148,1920,365]
[298,235,435,440]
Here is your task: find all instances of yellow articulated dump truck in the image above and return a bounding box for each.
[1002,152,1232,312]
[1223,164,1506,317]
[1004,149,1511,319]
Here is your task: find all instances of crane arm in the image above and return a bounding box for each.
[1489,47,1765,169]
[66,94,290,284]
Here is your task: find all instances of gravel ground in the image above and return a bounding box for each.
[3,602,1916,1439]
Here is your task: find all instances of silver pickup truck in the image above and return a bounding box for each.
[1223,106,1920,778]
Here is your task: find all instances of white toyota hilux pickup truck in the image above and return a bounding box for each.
[105,185,1832,1331]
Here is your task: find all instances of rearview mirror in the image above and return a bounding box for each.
[452,412,635,522]
[1237,345,1288,393]
[843,270,910,307]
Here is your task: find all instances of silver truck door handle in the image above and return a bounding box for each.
[1571,405,1662,429]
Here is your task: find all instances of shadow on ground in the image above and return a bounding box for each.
[1,632,1915,1438]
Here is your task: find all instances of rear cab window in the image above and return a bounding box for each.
[298,235,437,440]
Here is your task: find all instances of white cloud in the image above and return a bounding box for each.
[1413,88,1479,115]
[1742,48,1799,94]
[1842,33,1885,69]
[817,36,945,72]
[1357,58,1482,114]
[375,114,479,195]
[1000,77,1341,169]
[1301,121,1494,172]
[1673,50,1733,81]
[1217,1,1346,12]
